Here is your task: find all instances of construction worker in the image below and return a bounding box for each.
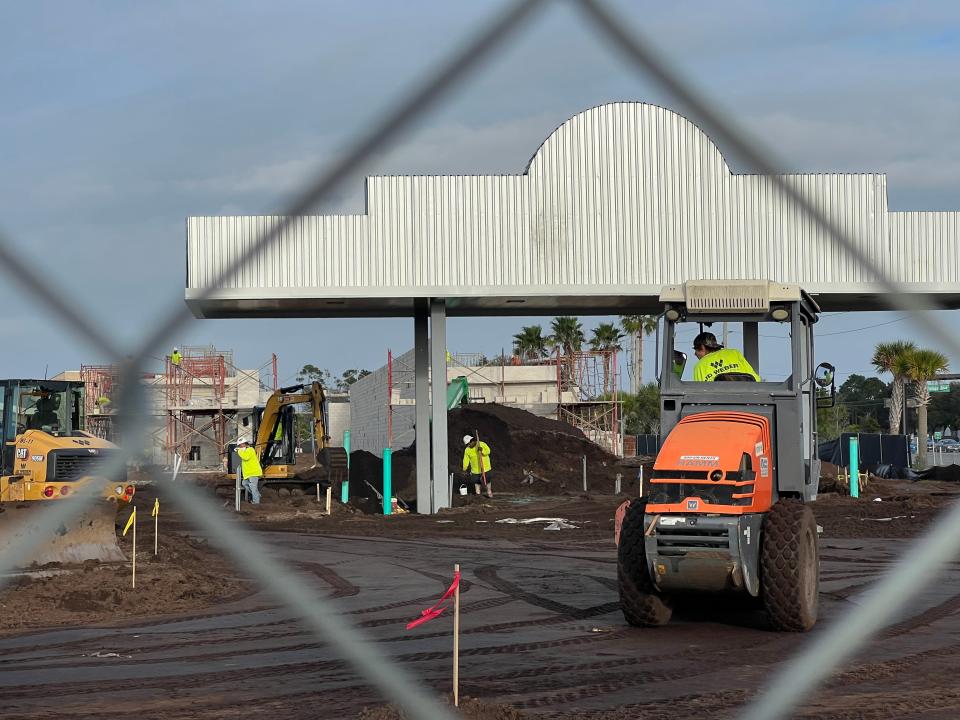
[236,437,263,504]
[692,332,760,382]
[96,394,111,413]
[170,347,182,367]
[462,434,493,498]
[31,394,60,430]
[270,417,285,459]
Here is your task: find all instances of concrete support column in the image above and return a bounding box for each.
[414,301,431,514]
[430,299,450,512]
[744,322,759,371]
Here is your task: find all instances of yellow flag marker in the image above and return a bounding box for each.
[123,506,136,588]
[151,497,160,556]
[123,506,136,535]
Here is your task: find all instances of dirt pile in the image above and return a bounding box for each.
[346,404,633,507]
[0,529,251,633]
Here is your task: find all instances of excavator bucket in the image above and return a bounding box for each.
[295,447,349,486]
[0,499,124,567]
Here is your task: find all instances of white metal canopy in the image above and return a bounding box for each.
[186,101,960,318]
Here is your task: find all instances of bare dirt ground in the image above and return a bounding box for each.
[0,477,959,719]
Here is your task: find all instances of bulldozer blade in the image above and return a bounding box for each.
[0,500,124,567]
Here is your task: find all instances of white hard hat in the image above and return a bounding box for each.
[236,437,250,445]
[463,435,473,445]
[173,346,179,351]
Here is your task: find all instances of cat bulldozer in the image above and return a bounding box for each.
[616,281,836,631]
[0,379,134,567]
[226,382,348,492]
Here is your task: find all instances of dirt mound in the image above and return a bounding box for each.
[0,530,251,633]
[346,404,633,510]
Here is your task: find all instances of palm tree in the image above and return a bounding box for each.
[549,316,585,388]
[590,322,624,352]
[590,323,625,397]
[620,315,658,393]
[901,347,949,468]
[512,325,548,362]
[872,340,916,434]
[549,316,585,355]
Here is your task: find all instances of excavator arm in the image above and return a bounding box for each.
[253,382,330,465]
[241,382,347,491]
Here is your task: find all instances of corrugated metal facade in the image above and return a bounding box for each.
[186,102,960,315]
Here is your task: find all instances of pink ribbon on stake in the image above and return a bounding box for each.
[405,569,461,630]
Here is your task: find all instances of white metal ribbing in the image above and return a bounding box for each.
[186,101,952,302]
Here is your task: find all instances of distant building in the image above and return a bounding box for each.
[348,349,583,457]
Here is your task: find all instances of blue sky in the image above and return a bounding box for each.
[3,1,960,386]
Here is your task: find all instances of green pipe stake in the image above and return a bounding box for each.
[849,435,860,499]
[342,430,351,503]
[383,448,392,515]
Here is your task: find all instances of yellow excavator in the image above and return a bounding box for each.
[227,382,348,492]
[0,379,134,566]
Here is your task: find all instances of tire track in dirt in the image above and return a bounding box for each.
[0,560,466,662]
[797,689,960,720]
[0,626,635,701]
[292,561,359,597]
[475,565,599,617]
[824,643,960,687]
[881,593,960,638]
[0,595,518,673]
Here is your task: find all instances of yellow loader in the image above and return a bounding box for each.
[0,379,134,567]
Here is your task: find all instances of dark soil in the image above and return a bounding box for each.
[346,404,639,511]
[358,697,526,720]
[0,528,251,633]
[811,477,959,538]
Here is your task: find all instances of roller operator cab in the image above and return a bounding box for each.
[615,281,836,631]
[0,380,133,567]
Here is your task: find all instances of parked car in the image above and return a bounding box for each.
[939,438,960,452]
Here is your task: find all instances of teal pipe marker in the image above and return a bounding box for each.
[342,431,351,503]
[849,436,860,498]
[383,448,392,515]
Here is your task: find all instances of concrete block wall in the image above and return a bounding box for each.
[349,349,416,457]
[327,401,351,448]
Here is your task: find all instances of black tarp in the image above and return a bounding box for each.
[912,464,960,482]
[817,433,910,469]
[634,434,661,456]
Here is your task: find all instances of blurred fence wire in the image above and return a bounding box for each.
[0,1,958,719]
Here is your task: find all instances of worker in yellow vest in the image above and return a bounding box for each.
[692,332,760,382]
[462,434,493,498]
[236,437,263,504]
[171,347,182,368]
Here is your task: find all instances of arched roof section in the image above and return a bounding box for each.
[186,102,960,317]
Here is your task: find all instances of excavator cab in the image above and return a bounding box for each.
[616,281,835,631]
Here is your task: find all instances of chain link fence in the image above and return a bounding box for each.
[3,2,959,719]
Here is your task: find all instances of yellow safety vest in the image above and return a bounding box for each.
[693,348,760,382]
[462,442,491,474]
[237,447,263,478]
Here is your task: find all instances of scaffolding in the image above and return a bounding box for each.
[556,349,621,455]
[80,364,121,441]
[156,346,279,468]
